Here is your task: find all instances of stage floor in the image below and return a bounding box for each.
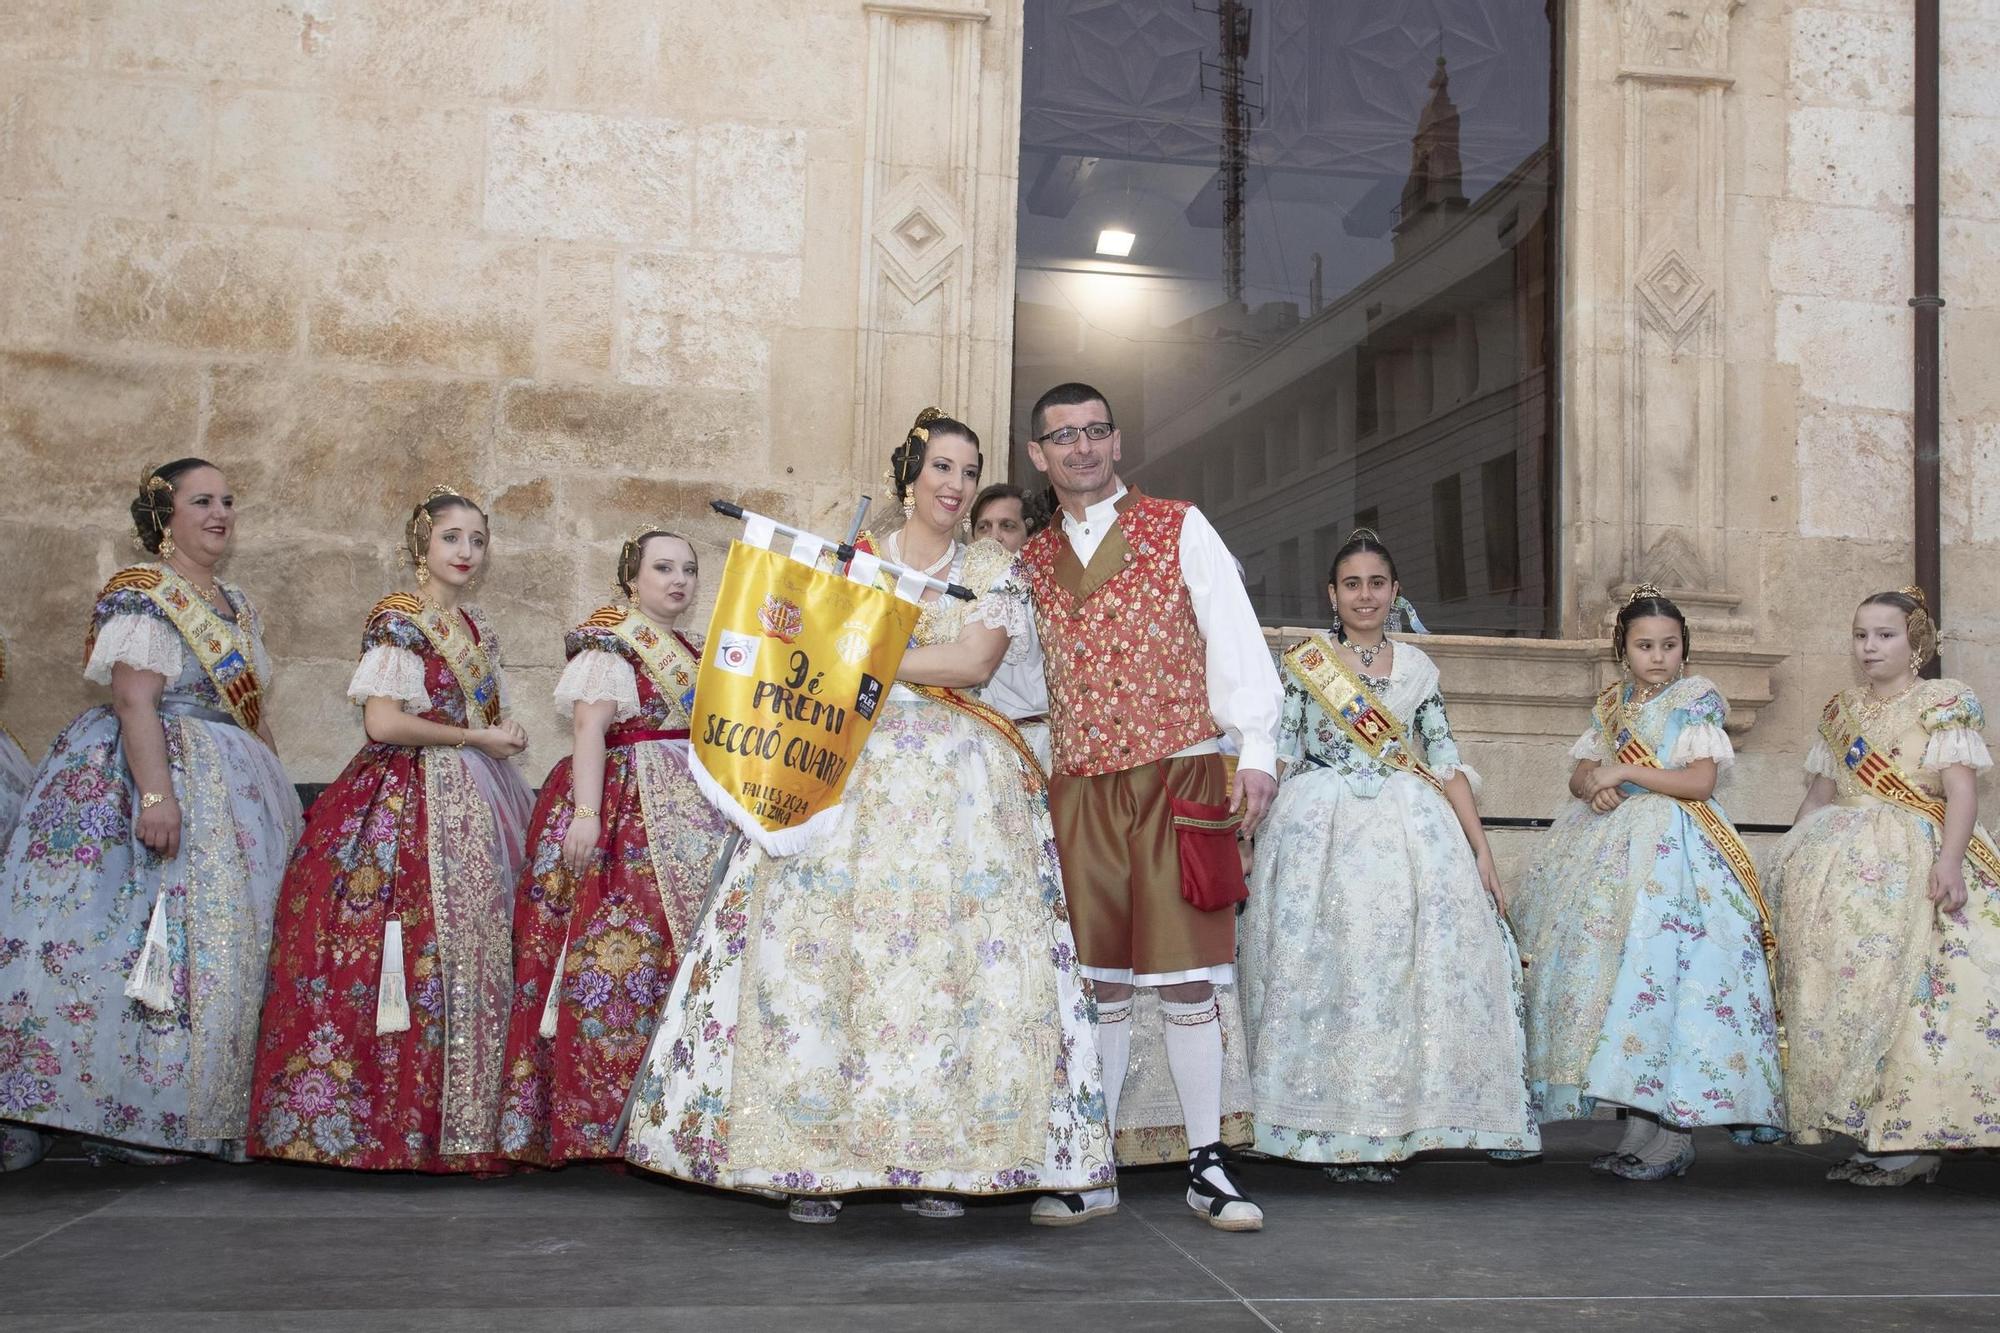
[3,1124,1997,1331]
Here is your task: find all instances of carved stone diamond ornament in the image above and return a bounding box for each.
[872,175,966,302]
[1634,248,1715,349]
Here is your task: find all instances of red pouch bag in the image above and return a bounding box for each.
[1170,796,1248,912]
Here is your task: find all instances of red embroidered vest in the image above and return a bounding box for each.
[1022,492,1218,777]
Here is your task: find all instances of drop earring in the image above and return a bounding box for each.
[415,556,431,590]
[158,531,176,560]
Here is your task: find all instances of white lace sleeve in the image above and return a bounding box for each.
[1923,727,1994,773]
[1668,722,1736,770]
[553,650,641,721]
[1568,727,1610,762]
[84,614,185,684]
[1802,736,1840,781]
[346,645,429,708]
[1431,758,1482,793]
[966,587,1035,666]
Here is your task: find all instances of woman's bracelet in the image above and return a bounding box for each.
[573,804,600,820]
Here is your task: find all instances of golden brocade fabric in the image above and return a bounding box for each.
[1771,679,2000,1150]
[622,544,1112,1195]
[422,751,520,1156]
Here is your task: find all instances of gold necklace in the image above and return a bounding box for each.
[1855,677,1919,721]
[1630,680,1669,706]
[167,557,232,617]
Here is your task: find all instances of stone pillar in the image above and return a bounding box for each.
[854,1,1024,492]
[1564,0,1782,730]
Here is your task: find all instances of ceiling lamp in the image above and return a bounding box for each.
[1095,228,1136,258]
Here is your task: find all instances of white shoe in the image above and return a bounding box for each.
[1188,1141,1263,1232]
[1029,1186,1119,1226]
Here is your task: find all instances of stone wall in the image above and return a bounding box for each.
[0,0,1021,781]
[1,0,1994,839]
[1542,0,2000,830]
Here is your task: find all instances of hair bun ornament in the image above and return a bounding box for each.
[404,483,482,565]
[1898,585,1940,669]
[615,526,673,596]
[424,482,480,509]
[891,406,946,497]
[1344,525,1381,546]
[1625,581,1665,606]
[130,463,179,552]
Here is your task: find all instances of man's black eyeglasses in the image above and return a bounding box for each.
[1035,422,1115,446]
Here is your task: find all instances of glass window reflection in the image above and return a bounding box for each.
[1010,1,1559,635]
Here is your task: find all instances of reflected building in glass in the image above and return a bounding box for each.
[1010,2,1556,635]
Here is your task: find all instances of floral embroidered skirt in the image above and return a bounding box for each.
[1771,799,2000,1151]
[1238,767,1538,1163]
[0,705,299,1155]
[622,692,1113,1196]
[248,744,530,1172]
[1511,793,1784,1130]
[497,738,727,1165]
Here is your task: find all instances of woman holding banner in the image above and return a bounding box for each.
[624,412,1112,1223]
[248,487,533,1173]
[495,531,729,1165]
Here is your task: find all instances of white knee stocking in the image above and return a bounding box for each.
[1095,996,1133,1136]
[1160,996,1223,1152]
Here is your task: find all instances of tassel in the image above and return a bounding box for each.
[375,919,410,1035]
[538,937,569,1040]
[124,887,175,1012]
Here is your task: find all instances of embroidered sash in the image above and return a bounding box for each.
[1281,631,1443,795]
[579,605,700,726]
[1820,696,2000,884]
[373,594,502,727]
[87,566,265,733]
[1596,689,1782,980]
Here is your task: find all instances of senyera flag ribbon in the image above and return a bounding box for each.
[686,502,967,856]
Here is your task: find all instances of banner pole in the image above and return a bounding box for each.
[707,498,971,601]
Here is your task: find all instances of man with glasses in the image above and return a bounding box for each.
[1018,382,1280,1233]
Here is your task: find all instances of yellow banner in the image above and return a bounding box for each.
[688,540,921,854]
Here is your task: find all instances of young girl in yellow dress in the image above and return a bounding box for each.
[1769,587,2000,1185]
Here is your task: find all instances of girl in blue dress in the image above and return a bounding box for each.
[1510,587,1784,1180]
